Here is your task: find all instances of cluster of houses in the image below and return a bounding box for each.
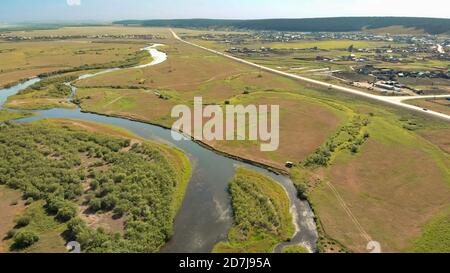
[357,65,450,80]
[225,47,273,55]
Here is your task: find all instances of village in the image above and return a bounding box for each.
[189,30,450,96]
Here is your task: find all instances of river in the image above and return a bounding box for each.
[0,44,318,253]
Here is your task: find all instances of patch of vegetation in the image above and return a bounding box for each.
[38,50,151,78]
[413,210,450,253]
[5,74,80,110]
[0,110,34,122]
[303,115,370,167]
[399,116,424,131]
[0,121,190,253]
[7,200,66,252]
[12,230,39,249]
[213,167,294,253]
[281,245,310,253]
[18,74,77,97]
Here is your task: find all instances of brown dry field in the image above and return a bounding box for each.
[74,28,346,170]
[418,128,450,153]
[75,31,298,98]
[0,40,147,88]
[76,88,177,125]
[209,92,342,170]
[406,98,450,116]
[310,117,450,252]
[5,97,76,110]
[0,186,26,253]
[76,89,344,170]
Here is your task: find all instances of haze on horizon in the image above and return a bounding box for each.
[1,0,449,23]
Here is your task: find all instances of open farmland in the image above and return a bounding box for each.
[307,114,450,252]
[63,27,450,252]
[0,37,150,88]
[406,98,450,116]
[0,25,449,254]
[74,28,348,170]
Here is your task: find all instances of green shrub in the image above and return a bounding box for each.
[16,216,31,228]
[13,231,39,249]
[89,198,102,212]
[350,145,359,154]
[56,205,77,222]
[6,229,18,239]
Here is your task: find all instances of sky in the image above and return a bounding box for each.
[0,0,449,23]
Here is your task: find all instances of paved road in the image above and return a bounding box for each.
[170,29,450,122]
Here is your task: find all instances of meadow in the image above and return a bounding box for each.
[5,73,80,110]
[213,167,294,253]
[0,37,150,88]
[0,110,34,122]
[74,29,348,170]
[406,98,450,116]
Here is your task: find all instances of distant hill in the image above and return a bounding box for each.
[115,17,450,34]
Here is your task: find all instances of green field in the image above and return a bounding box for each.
[0,110,34,122]
[0,37,152,88]
[413,208,450,253]
[214,167,294,253]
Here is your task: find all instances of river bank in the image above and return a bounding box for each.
[0,43,318,253]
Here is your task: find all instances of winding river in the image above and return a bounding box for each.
[0,44,318,253]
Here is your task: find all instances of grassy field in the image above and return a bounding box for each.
[4,73,81,110]
[0,186,26,253]
[0,38,150,88]
[293,107,450,253]
[413,208,450,252]
[0,110,34,122]
[76,88,348,170]
[213,167,294,253]
[282,245,310,253]
[406,98,450,116]
[5,201,68,253]
[73,28,348,170]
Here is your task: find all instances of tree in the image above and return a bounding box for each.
[348,44,354,52]
[56,205,77,222]
[66,218,88,241]
[89,198,102,212]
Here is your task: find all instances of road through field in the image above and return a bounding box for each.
[170,29,450,122]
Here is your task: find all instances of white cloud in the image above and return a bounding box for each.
[67,0,81,6]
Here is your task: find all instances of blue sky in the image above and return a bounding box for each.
[1,0,449,22]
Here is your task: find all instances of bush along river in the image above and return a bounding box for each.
[0,44,318,253]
